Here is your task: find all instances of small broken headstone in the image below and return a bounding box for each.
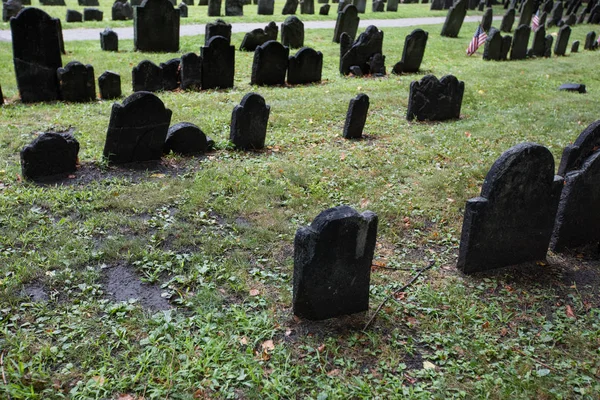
[558,83,586,93]
[83,8,104,21]
[100,28,118,52]
[3,0,23,23]
[240,22,278,51]
[571,40,580,53]
[57,61,96,102]
[20,132,79,181]
[164,122,210,155]
[340,25,384,76]
[98,70,122,100]
[406,75,464,121]
[343,93,369,139]
[230,93,270,150]
[112,0,134,21]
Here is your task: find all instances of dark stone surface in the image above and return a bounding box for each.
[554,25,571,55]
[528,25,546,57]
[164,122,209,155]
[518,0,534,26]
[557,120,600,178]
[430,0,444,10]
[571,40,580,52]
[83,8,103,21]
[281,15,304,49]
[481,7,493,31]
[584,31,597,50]
[500,34,512,60]
[558,83,586,93]
[225,0,243,15]
[112,0,133,21]
[343,93,369,139]
[282,0,298,14]
[293,206,378,320]
[98,70,121,100]
[20,132,79,181]
[134,0,180,52]
[208,0,221,15]
[354,0,366,12]
[564,12,577,26]
[406,74,464,121]
[3,0,22,23]
[301,0,314,13]
[240,21,278,51]
[180,52,202,90]
[440,0,467,38]
[386,0,398,11]
[457,143,563,273]
[78,0,99,5]
[160,58,180,91]
[201,35,235,89]
[10,8,62,103]
[39,0,66,5]
[349,65,363,76]
[372,0,384,11]
[0,84,3,105]
[251,40,289,86]
[230,92,270,150]
[103,91,172,164]
[57,19,65,55]
[66,9,83,23]
[257,0,274,14]
[392,28,428,74]
[287,47,322,84]
[340,25,384,75]
[368,53,385,75]
[319,3,330,14]
[205,19,231,44]
[100,28,118,51]
[589,5,600,23]
[483,27,502,60]
[544,34,553,57]
[549,0,563,25]
[57,61,95,102]
[179,2,188,17]
[132,60,163,92]
[333,4,359,43]
[510,24,531,60]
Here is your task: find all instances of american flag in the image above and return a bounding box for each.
[532,10,540,31]
[466,25,488,56]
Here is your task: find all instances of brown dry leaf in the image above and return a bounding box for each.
[261,349,271,361]
[239,336,248,345]
[566,305,576,319]
[536,260,547,266]
[404,374,417,384]
[340,152,346,161]
[317,344,326,352]
[481,321,490,329]
[394,292,407,300]
[465,131,471,138]
[91,376,105,386]
[327,369,341,377]
[249,289,260,296]
[193,389,210,399]
[500,327,509,337]
[372,260,387,269]
[117,395,136,400]
[261,339,275,351]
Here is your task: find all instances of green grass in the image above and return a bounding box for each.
[1,22,600,399]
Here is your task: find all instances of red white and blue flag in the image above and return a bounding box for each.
[532,10,540,31]
[466,25,488,56]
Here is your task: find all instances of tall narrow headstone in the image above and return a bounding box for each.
[481,7,493,32]
[134,0,180,52]
[571,40,580,53]
[554,25,571,56]
[230,93,270,150]
[282,0,299,14]
[83,8,104,21]
[528,25,546,57]
[281,16,304,49]
[251,40,289,86]
[343,93,369,139]
[179,2,189,16]
[301,0,314,13]
[180,52,202,90]
[392,29,428,74]
[333,4,359,43]
[201,35,235,89]
[406,75,464,121]
[57,61,95,102]
[20,132,79,181]
[510,24,531,60]
[518,0,534,26]
[440,0,468,38]
[98,70,122,100]
[208,0,222,15]
[287,47,323,85]
[483,28,502,60]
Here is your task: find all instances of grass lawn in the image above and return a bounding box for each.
[1,18,600,399]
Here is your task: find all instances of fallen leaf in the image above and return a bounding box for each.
[239,336,248,345]
[465,131,471,138]
[91,376,105,386]
[394,292,406,300]
[360,198,370,208]
[404,374,417,384]
[261,340,275,352]
[150,173,165,178]
[340,152,346,161]
[422,361,436,370]
[317,344,326,352]
[481,321,490,329]
[500,327,509,337]
[116,395,136,400]
[249,289,260,296]
[327,369,341,377]
[566,305,576,319]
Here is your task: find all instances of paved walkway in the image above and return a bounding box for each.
[0,15,500,42]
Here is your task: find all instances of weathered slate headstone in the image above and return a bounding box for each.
[225,0,243,15]
[589,5,600,23]
[132,60,163,92]
[500,4,514,29]
[557,120,600,177]
[301,0,314,13]
[392,28,428,74]
[440,0,467,38]
[510,24,531,60]
[100,28,118,51]
[160,58,180,91]
[343,93,369,139]
[83,8,104,21]
[57,61,95,102]
[528,25,546,57]
[354,0,367,12]
[457,143,563,273]
[257,0,274,14]
[584,31,597,50]
[282,0,299,14]
[103,91,172,164]
[544,34,553,57]
[10,8,62,103]
[549,0,563,25]
[40,0,66,5]
[201,35,235,89]
[251,40,289,86]
[372,0,384,11]
[230,93,270,150]
[66,10,83,23]
[205,19,231,44]
[430,0,444,10]
[180,52,202,90]
[406,75,464,121]
[319,3,330,13]
[386,0,398,11]
[518,0,534,26]
[481,7,493,31]
[564,12,577,26]
[340,25,384,75]
[79,0,100,5]
[0,84,3,105]
[287,47,323,84]
[208,0,221,15]
[500,35,512,60]
[558,83,586,93]
[20,132,79,181]
[134,0,180,52]
[571,40,580,52]
[240,22,278,51]
[98,70,121,100]
[179,2,188,17]
[554,25,571,55]
[483,27,502,60]
[3,0,22,22]
[333,4,359,43]
[112,0,134,20]
[281,15,304,49]
[293,206,378,320]
[165,122,210,155]
[57,19,66,55]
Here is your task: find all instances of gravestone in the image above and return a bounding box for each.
[134,0,180,52]
[164,122,210,155]
[182,0,194,4]
[571,40,579,52]
[240,22,278,51]
[430,0,444,9]
[10,8,62,103]
[301,0,314,13]
[205,19,231,44]
[392,29,428,74]
[103,91,172,164]
[132,60,163,92]
[57,17,66,55]
[180,52,202,90]
[40,0,66,5]
[343,94,369,139]
[340,25,384,75]
[319,4,330,13]
[3,0,22,22]
[225,0,243,15]
[201,35,235,89]
[558,83,586,93]
[282,0,299,14]
[584,31,597,50]
[589,5,600,23]
[541,0,553,13]
[208,0,221,15]
[251,40,289,86]
[83,8,104,21]
[293,206,378,320]
[477,0,484,11]
[257,0,274,14]
[500,35,512,60]
[544,34,553,57]
[481,7,493,31]
[0,84,3,105]
[160,58,180,91]
[288,47,323,84]
[57,61,95,102]
[556,120,600,178]
[98,70,121,100]
[468,0,478,10]
[354,0,366,12]
[549,0,563,25]
[528,25,546,57]
[483,27,502,60]
[20,132,79,181]
[112,0,134,20]
[372,0,384,11]
[230,93,270,150]
[554,25,571,56]
[179,2,188,17]
[386,0,398,11]
[518,0,534,26]
[564,12,577,26]
[198,0,208,4]
[500,7,515,32]
[79,0,99,5]
[281,16,304,49]
[333,4,359,43]
[131,0,142,5]
[457,143,562,273]
[66,10,83,23]
[510,24,531,60]
[440,0,468,38]
[537,11,548,28]
[100,28,118,51]
[406,75,464,121]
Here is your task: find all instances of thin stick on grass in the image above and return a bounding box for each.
[1,350,10,400]
[364,261,436,331]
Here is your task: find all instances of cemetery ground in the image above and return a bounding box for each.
[1,20,600,399]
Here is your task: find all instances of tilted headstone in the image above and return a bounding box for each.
[165,122,211,155]
[225,0,243,15]
[571,40,580,52]
[112,0,134,20]
[160,58,180,91]
[205,19,231,44]
[440,0,468,37]
[251,40,289,86]
[340,25,384,75]
[301,0,314,13]
[198,0,208,4]
[564,13,577,26]
[319,3,330,14]
[10,8,62,103]
[79,0,100,5]
[201,35,235,89]
[83,8,104,21]
[483,28,503,60]
[57,61,95,102]
[554,25,571,56]
[558,83,586,93]
[100,28,118,51]
[556,120,600,178]
[541,0,554,13]
[430,0,444,9]
[288,47,323,85]
[354,0,367,12]
[180,52,202,90]
[510,24,531,60]
[584,31,597,50]
[20,132,79,181]
[538,11,548,28]
[343,93,369,139]
[386,0,398,11]
[481,7,493,31]
[549,0,563,25]
[392,28,428,74]
[257,0,274,14]
[240,22,278,51]
[468,0,478,10]
[518,0,534,26]
[281,16,304,49]
[457,143,562,273]
[132,60,163,92]
[103,91,172,164]
[98,70,122,100]
[500,35,512,60]
[282,0,299,14]
[134,0,180,52]
[208,0,222,15]
[333,4,360,43]
[528,25,546,57]
[406,75,464,121]
[66,10,83,23]
[179,2,188,17]
[588,5,600,23]
[293,206,378,320]
[3,0,22,22]
[230,93,270,150]
[372,0,384,11]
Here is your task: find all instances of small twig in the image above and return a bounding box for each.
[514,349,556,372]
[1,350,11,400]
[364,261,436,330]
